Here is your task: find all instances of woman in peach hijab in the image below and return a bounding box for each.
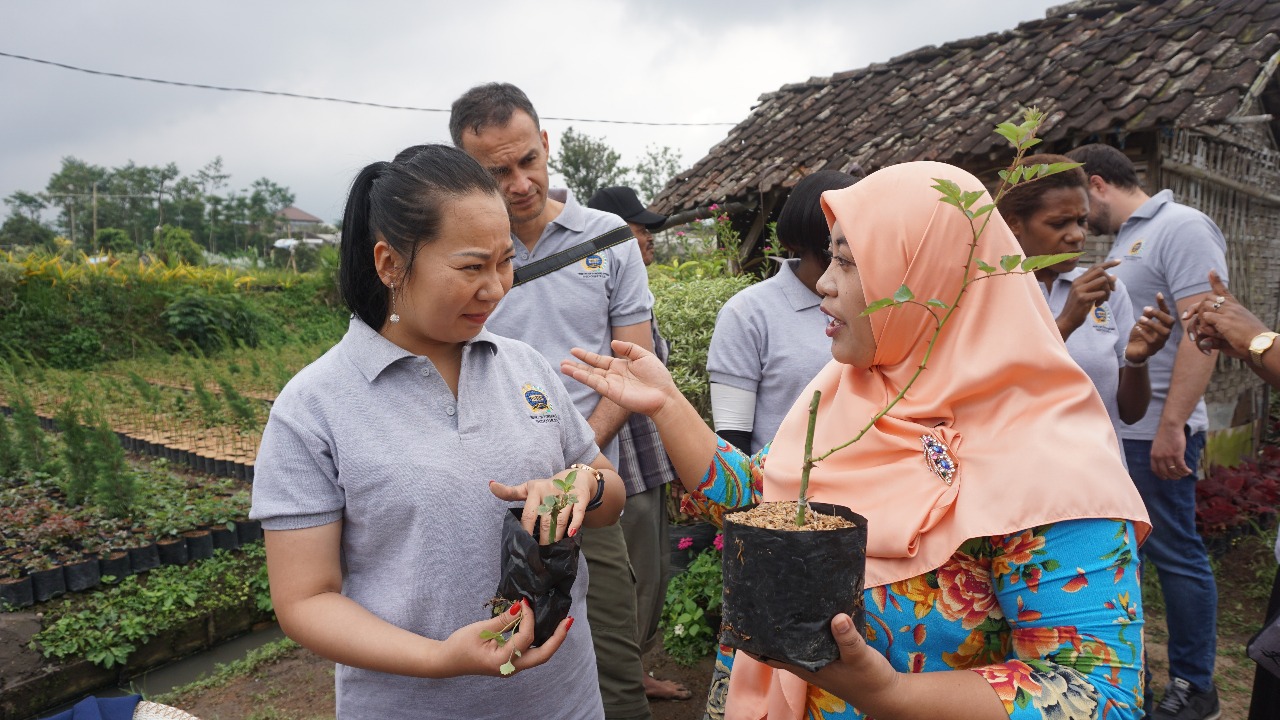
[563,161,1151,720]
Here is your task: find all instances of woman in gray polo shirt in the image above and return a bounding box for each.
[250,145,624,719]
[707,170,859,453]
[997,154,1173,451]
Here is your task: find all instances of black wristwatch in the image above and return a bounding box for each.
[571,463,607,511]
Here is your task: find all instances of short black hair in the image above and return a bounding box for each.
[776,170,861,256]
[339,144,500,329]
[996,153,1089,225]
[1065,143,1141,190]
[449,83,540,147]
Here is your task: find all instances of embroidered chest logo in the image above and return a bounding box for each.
[521,383,559,424]
[1126,240,1144,256]
[577,253,609,278]
[920,435,959,486]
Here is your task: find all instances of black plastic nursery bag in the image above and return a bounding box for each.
[495,509,581,645]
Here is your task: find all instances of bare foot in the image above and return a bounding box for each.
[644,673,693,701]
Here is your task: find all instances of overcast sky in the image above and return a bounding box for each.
[1,0,1066,226]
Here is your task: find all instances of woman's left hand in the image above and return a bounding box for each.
[1124,292,1174,363]
[755,613,902,711]
[489,468,593,544]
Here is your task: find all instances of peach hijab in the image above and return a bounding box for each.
[724,161,1149,720]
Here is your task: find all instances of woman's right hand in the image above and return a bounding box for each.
[439,599,573,677]
[561,340,680,418]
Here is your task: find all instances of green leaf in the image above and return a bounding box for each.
[861,296,897,316]
[976,259,997,274]
[973,203,995,218]
[1008,165,1025,185]
[479,630,503,641]
[1045,160,1083,176]
[500,661,516,676]
[1043,558,1061,572]
[926,298,949,309]
[994,122,1021,147]
[892,284,915,303]
[1021,137,1043,150]
[999,255,1021,272]
[1020,252,1082,272]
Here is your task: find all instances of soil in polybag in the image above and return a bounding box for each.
[495,508,581,645]
[719,501,867,672]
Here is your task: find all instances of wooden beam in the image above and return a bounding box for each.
[738,191,782,263]
[662,200,757,229]
[1161,159,1280,207]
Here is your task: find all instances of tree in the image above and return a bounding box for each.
[4,191,46,222]
[550,126,630,202]
[0,215,55,250]
[632,145,683,204]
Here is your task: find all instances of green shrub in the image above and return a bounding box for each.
[661,543,723,666]
[153,225,204,266]
[46,327,103,369]
[33,545,271,668]
[163,289,265,353]
[95,228,132,254]
[649,270,754,422]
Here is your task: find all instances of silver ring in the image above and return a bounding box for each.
[1214,295,1226,304]
[1211,302,1222,310]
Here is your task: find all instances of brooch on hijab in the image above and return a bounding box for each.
[920,435,958,486]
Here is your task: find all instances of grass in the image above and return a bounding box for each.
[150,637,299,706]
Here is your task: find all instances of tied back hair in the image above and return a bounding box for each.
[339,144,500,329]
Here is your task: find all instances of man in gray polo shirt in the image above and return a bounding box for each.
[1069,143,1228,720]
[452,83,655,720]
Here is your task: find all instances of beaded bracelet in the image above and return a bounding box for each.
[570,463,607,511]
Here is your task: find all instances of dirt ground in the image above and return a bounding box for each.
[167,647,715,720]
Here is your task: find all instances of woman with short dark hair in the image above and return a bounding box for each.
[707,170,860,453]
[251,144,623,718]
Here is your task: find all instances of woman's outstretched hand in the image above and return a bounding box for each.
[561,340,679,418]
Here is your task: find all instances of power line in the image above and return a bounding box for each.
[0,50,736,127]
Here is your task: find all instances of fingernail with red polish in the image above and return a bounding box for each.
[509,602,521,616]
[568,527,577,537]
[566,616,575,631]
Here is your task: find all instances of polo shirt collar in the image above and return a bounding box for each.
[344,317,499,383]
[776,258,822,311]
[1128,189,1173,223]
[547,187,586,234]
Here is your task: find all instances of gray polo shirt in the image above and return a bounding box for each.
[1104,190,1228,440]
[706,258,833,453]
[1042,269,1134,460]
[487,188,652,464]
[250,318,603,719]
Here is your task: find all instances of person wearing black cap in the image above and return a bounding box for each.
[587,186,692,703]
[589,186,665,266]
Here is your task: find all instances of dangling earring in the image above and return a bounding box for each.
[388,281,400,324]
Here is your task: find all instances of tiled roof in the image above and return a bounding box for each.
[652,0,1280,215]
[276,205,324,224]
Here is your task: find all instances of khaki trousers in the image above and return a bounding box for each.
[581,522,652,720]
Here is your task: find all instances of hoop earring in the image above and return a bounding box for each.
[388,281,400,324]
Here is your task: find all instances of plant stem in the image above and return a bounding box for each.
[795,390,821,526]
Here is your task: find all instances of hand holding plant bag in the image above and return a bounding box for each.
[487,469,592,670]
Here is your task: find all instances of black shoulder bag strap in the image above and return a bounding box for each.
[512,225,634,287]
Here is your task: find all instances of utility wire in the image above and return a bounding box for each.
[0,50,736,127]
